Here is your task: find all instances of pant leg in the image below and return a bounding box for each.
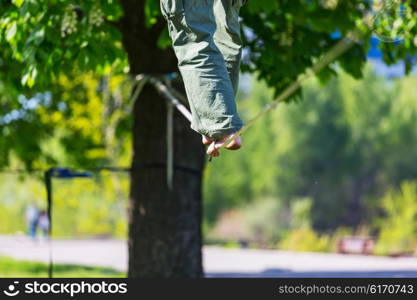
[213,0,244,96]
[160,0,243,140]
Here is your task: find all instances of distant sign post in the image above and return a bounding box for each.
[43,167,92,278]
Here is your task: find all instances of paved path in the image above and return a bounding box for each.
[1,236,417,277]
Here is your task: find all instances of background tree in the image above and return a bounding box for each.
[1,0,416,277]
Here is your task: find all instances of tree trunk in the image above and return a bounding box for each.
[118,0,205,277]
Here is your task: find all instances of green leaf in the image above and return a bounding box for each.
[144,0,160,28]
[6,23,17,41]
[12,0,25,8]
[21,67,37,87]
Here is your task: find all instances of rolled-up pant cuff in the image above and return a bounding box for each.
[192,121,243,141]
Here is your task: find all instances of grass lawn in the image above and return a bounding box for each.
[0,256,126,278]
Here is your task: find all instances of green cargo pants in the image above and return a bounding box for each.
[160,0,246,140]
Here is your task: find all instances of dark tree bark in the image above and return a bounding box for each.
[118,0,205,277]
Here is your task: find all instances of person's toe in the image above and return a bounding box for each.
[202,136,213,145]
[206,141,219,156]
[225,136,242,150]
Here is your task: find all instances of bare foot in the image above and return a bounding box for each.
[206,133,242,157]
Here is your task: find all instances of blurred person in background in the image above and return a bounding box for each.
[38,210,50,240]
[25,203,39,240]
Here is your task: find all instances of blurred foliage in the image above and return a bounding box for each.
[0,69,132,238]
[279,227,332,252]
[0,71,133,169]
[205,66,417,254]
[374,181,417,256]
[0,171,129,238]
[290,197,314,229]
[0,0,131,170]
[241,198,289,245]
[241,0,417,97]
[0,0,126,91]
[48,73,133,168]
[208,197,290,246]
